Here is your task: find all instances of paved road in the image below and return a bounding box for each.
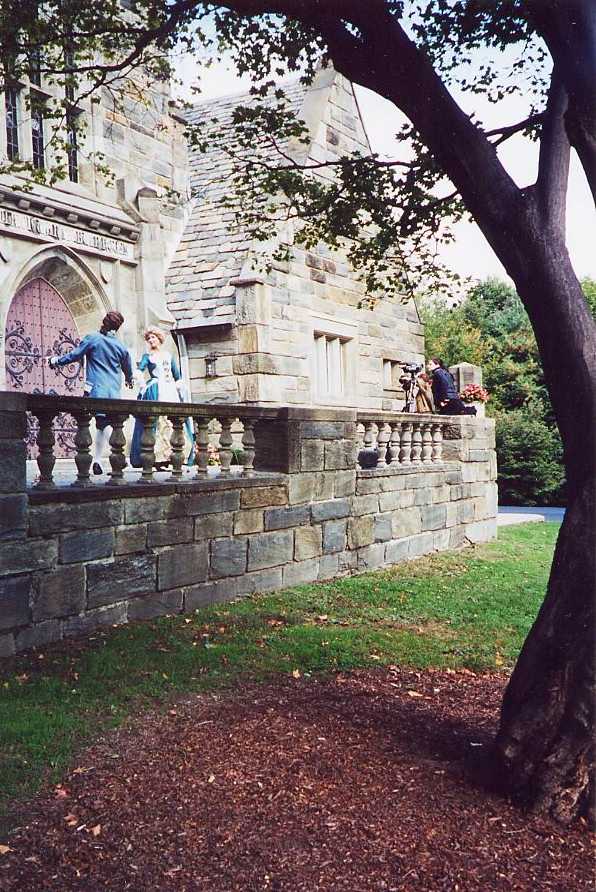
[498,506,565,526]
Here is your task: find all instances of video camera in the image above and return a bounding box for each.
[401,362,423,375]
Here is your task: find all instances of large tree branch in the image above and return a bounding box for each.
[214,0,596,470]
[535,69,570,230]
[485,113,545,147]
[308,15,528,256]
[527,0,596,205]
[214,0,391,31]
[220,1,523,227]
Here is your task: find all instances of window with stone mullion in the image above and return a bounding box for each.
[66,108,79,182]
[5,87,20,161]
[31,98,45,169]
[63,32,80,181]
[315,333,346,399]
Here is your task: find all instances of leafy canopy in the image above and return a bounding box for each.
[0,1,565,300]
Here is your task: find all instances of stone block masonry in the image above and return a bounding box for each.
[0,406,497,656]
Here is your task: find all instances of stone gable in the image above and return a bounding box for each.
[166,69,424,410]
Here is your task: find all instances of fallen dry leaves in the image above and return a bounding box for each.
[0,668,592,891]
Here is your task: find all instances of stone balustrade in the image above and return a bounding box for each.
[357,412,448,468]
[22,392,284,489]
[17,395,456,487]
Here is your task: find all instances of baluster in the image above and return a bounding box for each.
[194,417,210,476]
[72,410,92,487]
[363,421,375,450]
[218,417,233,474]
[376,422,390,468]
[241,419,256,477]
[388,421,401,465]
[358,420,377,469]
[421,422,433,462]
[411,422,422,463]
[431,422,444,462]
[139,414,156,483]
[399,421,412,464]
[34,410,56,489]
[168,415,185,479]
[106,413,128,484]
[356,422,365,453]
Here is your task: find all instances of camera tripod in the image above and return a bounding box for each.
[400,368,421,413]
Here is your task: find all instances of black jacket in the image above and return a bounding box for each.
[431,367,459,406]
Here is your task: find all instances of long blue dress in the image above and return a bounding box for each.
[129,351,193,467]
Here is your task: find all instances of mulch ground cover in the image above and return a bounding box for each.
[0,667,592,891]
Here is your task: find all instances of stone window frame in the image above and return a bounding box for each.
[30,93,47,170]
[0,56,89,195]
[310,314,359,406]
[2,83,25,163]
[382,357,405,394]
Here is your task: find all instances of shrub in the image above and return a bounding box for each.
[495,411,565,506]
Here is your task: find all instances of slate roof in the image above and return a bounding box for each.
[166,80,309,326]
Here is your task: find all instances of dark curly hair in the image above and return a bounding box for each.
[100,311,124,334]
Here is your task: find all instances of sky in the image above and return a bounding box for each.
[175,49,596,286]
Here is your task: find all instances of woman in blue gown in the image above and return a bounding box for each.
[130,326,194,468]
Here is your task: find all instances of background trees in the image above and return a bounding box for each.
[422,277,595,506]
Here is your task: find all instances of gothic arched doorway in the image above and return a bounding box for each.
[4,277,85,458]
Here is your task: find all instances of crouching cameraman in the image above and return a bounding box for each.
[426,358,475,416]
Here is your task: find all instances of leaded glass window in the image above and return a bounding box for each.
[5,87,19,160]
[66,110,78,182]
[31,103,45,168]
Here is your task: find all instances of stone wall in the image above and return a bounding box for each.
[0,402,497,657]
[185,258,424,410]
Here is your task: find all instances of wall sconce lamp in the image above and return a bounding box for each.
[205,352,218,378]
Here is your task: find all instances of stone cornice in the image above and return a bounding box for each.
[0,185,139,243]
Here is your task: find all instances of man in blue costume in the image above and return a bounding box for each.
[49,311,134,474]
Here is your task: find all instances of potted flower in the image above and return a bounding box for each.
[460,383,489,417]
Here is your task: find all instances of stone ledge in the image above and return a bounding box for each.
[28,472,288,506]
[356,462,458,478]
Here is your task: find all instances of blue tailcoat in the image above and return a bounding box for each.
[55,331,133,398]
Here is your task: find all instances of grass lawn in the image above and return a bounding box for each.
[0,522,558,819]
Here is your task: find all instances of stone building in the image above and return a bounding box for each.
[0,68,499,658]
[168,67,424,410]
[1,65,423,427]
[0,63,189,451]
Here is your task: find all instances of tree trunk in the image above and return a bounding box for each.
[487,234,596,825]
[325,18,596,821]
[494,480,595,824]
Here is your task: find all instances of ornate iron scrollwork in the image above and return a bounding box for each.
[47,388,77,456]
[47,328,83,392]
[4,320,42,389]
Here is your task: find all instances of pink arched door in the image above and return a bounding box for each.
[4,278,85,458]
